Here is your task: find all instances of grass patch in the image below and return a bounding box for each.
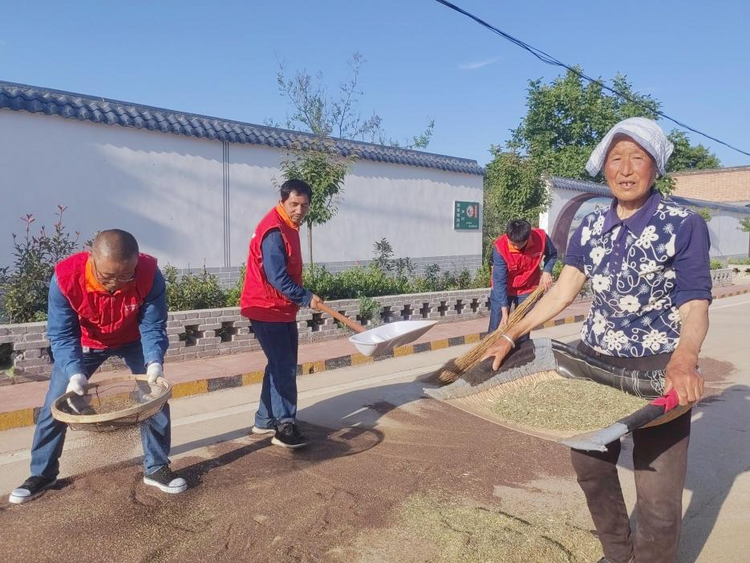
[398,493,601,563]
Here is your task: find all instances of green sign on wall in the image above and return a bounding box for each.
[454,201,480,230]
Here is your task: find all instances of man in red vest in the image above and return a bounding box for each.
[241,179,322,449]
[488,219,557,334]
[8,230,186,504]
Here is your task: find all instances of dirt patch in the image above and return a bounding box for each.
[698,356,734,387]
[694,356,736,411]
[0,398,581,563]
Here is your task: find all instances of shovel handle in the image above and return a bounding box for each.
[316,303,365,334]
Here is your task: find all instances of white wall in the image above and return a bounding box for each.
[227,144,286,266]
[0,110,483,270]
[306,159,482,263]
[0,111,225,267]
[546,186,749,259]
[705,210,748,258]
[545,186,580,229]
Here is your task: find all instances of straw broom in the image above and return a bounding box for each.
[436,284,547,385]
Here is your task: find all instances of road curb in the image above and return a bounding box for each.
[1,287,747,432]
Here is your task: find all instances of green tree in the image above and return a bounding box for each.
[666,131,721,172]
[280,140,354,269]
[269,52,434,149]
[508,69,721,193]
[482,150,547,260]
[509,70,661,181]
[484,70,722,254]
[657,130,723,194]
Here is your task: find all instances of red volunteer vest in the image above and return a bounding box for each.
[240,208,304,322]
[495,228,546,296]
[55,252,158,349]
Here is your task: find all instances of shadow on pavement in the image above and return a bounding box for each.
[174,378,433,486]
[678,384,750,562]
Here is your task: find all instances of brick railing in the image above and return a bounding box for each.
[711,268,733,287]
[0,288,493,381]
[0,267,734,383]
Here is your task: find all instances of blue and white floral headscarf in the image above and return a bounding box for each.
[586,117,674,177]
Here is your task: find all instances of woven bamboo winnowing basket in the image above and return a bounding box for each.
[52,375,171,432]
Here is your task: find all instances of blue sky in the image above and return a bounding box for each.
[2,0,749,167]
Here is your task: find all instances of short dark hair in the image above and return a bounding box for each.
[280,179,312,202]
[505,219,532,245]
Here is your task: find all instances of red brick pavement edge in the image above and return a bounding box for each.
[1,284,748,431]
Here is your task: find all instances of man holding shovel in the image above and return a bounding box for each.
[241,179,322,449]
[9,230,186,504]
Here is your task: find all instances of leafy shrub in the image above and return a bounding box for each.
[302,239,489,301]
[709,259,724,270]
[224,263,246,307]
[2,218,491,321]
[473,262,491,288]
[728,257,750,265]
[358,296,382,326]
[372,238,395,272]
[163,265,227,311]
[421,263,442,291]
[0,206,81,323]
[337,264,402,297]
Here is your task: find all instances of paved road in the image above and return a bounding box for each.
[0,320,583,491]
[1,296,748,562]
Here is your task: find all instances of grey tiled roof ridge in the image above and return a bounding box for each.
[548,175,750,215]
[0,80,484,176]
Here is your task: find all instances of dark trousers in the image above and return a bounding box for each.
[251,320,299,428]
[488,292,530,340]
[30,341,172,478]
[571,343,690,563]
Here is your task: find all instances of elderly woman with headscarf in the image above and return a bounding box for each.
[483,117,712,563]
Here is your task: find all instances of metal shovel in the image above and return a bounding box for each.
[317,303,438,357]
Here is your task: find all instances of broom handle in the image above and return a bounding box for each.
[317,303,366,334]
[496,285,546,336]
[436,284,548,385]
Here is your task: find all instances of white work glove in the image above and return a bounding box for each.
[146,362,164,384]
[65,373,88,396]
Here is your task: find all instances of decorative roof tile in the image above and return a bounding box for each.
[0,80,484,176]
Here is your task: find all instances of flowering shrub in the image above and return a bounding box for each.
[0,206,81,323]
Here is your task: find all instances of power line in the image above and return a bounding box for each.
[434,0,750,158]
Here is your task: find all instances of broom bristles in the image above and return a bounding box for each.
[436,285,547,385]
